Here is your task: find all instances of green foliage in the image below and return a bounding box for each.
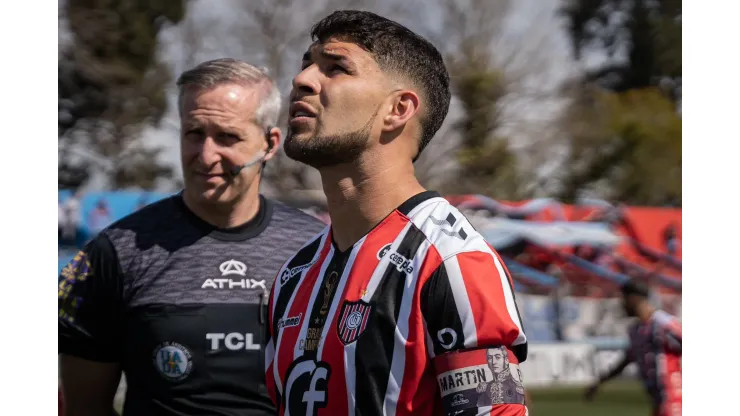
[449,67,526,200]
[561,0,681,100]
[558,87,681,205]
[59,0,185,189]
[556,0,681,205]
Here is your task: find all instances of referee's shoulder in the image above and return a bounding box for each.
[268,197,328,236]
[99,194,181,239]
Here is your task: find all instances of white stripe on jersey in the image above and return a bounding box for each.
[361,222,413,302]
[293,246,336,360]
[344,342,358,416]
[442,255,479,348]
[317,237,367,360]
[489,248,526,346]
[407,199,474,260]
[272,230,330,395]
[405,196,447,219]
[383,239,433,416]
[264,340,275,376]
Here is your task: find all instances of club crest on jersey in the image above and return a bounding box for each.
[337,300,372,345]
[376,244,414,274]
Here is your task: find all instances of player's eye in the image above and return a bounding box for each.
[329,64,347,74]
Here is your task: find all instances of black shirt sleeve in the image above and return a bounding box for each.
[58,233,124,362]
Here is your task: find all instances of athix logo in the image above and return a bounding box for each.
[201,260,266,290]
[220,259,247,276]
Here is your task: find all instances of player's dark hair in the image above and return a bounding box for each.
[310,10,451,161]
[620,280,650,299]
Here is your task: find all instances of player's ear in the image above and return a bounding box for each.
[264,126,281,162]
[381,90,420,133]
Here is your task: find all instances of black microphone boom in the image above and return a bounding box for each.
[229,153,266,176]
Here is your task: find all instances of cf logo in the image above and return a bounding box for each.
[284,358,331,416]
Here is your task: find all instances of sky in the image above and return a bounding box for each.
[61,0,588,193]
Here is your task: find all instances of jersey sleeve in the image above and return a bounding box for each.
[421,249,528,416]
[58,234,124,362]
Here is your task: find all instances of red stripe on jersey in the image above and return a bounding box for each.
[275,236,333,390]
[433,347,520,375]
[456,251,523,348]
[660,353,682,414]
[395,245,443,416]
[487,404,528,415]
[314,212,411,415]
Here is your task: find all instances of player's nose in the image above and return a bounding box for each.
[292,65,320,96]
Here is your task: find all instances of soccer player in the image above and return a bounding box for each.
[58,59,326,416]
[265,10,528,416]
[585,281,682,416]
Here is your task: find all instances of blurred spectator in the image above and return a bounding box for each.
[60,190,82,247]
[662,223,680,256]
[88,198,112,236]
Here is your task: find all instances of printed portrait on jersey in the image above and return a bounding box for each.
[475,346,525,407]
[435,346,525,413]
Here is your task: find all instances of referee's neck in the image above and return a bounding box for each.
[182,186,262,229]
[320,158,424,251]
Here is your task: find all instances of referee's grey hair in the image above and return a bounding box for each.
[176,58,281,130]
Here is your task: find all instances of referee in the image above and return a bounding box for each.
[58,59,326,416]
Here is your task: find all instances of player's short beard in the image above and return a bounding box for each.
[284,112,375,169]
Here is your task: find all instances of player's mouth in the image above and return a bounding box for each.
[289,101,317,126]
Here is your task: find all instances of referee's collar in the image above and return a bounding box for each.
[176,193,273,242]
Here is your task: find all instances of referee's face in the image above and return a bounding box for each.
[180,83,268,205]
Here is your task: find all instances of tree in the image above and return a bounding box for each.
[413,0,562,199]
[58,0,186,190]
[560,0,681,102]
[553,0,682,205]
[556,86,681,205]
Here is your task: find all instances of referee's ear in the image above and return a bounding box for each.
[263,126,281,163]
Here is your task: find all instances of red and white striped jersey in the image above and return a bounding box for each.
[265,191,529,416]
[627,310,682,416]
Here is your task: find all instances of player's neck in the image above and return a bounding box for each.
[183,183,262,229]
[320,156,425,252]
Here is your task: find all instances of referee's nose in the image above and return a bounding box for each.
[196,135,223,169]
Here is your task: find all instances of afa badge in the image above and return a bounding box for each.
[153,341,193,381]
